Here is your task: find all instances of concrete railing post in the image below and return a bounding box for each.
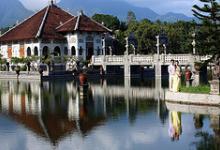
[124,55,131,77]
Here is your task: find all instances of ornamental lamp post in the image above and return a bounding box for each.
[156,35,160,56]
[192,32,196,55]
[163,44,167,55]
[125,37,129,55]
[102,36,106,56]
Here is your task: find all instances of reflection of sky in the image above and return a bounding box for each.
[0,112,213,150]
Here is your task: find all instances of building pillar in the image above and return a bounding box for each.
[83,48,87,60]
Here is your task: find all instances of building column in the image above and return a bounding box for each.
[83,48,87,60]
[76,47,79,58]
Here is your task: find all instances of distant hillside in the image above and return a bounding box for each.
[0,0,196,28]
[0,0,33,28]
[58,0,159,21]
[58,0,196,22]
[155,12,197,22]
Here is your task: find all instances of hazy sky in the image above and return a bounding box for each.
[19,0,203,16]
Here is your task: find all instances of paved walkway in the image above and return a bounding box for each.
[165,91,220,106]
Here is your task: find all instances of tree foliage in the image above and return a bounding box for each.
[92,14,121,31]
[127,10,136,25]
[192,0,220,56]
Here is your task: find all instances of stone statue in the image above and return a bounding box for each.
[212,56,220,80]
[210,55,220,95]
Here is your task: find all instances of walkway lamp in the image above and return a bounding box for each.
[192,32,196,55]
[163,44,167,55]
[156,35,160,56]
[125,37,129,55]
[102,38,106,56]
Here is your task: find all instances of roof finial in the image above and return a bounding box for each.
[78,10,84,16]
[50,0,54,5]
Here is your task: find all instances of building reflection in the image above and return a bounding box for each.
[0,80,106,144]
[0,79,164,145]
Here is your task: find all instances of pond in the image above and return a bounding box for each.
[0,78,219,150]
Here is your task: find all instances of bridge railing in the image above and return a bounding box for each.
[106,55,124,63]
[162,54,193,65]
[131,55,154,64]
[91,54,211,66]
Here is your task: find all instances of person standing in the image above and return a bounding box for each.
[168,59,175,91]
[173,60,181,92]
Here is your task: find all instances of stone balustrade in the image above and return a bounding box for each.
[92,54,210,66]
[91,54,211,77]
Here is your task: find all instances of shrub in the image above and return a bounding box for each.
[20,65,27,71]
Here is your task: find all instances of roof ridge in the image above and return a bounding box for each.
[74,15,81,30]
[0,7,47,40]
[56,17,75,30]
[35,6,50,38]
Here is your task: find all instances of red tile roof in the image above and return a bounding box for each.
[57,12,112,33]
[0,4,73,42]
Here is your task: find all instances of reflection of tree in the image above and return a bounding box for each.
[194,114,204,129]
[159,101,168,124]
[192,132,219,150]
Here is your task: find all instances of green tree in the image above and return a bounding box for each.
[92,14,120,31]
[192,0,220,56]
[127,11,137,24]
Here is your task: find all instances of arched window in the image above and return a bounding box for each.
[64,47,68,55]
[34,47,38,56]
[27,47,31,57]
[42,46,49,57]
[71,46,76,56]
[79,47,83,55]
[54,46,61,56]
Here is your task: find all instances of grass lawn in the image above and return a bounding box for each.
[180,85,210,94]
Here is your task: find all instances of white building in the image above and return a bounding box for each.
[0,2,111,61]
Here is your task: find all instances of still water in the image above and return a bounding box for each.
[0,78,219,150]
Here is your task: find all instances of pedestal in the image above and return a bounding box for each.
[124,64,131,77]
[209,80,220,95]
[186,80,190,87]
[192,73,200,87]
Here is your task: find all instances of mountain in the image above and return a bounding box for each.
[0,0,196,28]
[58,0,159,21]
[58,0,195,22]
[0,0,33,28]
[155,12,196,22]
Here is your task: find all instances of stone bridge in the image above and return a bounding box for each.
[91,54,211,77]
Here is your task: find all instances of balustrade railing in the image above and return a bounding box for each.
[91,54,211,65]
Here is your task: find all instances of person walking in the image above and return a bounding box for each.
[173,60,181,92]
[168,59,175,91]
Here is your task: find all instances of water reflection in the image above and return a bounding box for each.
[0,79,162,145]
[169,111,182,141]
[0,79,219,150]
